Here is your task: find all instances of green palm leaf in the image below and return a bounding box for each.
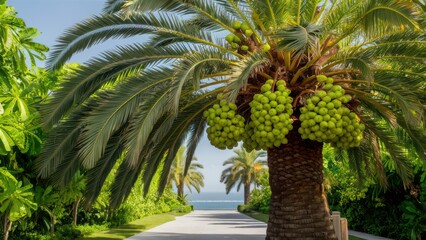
[37,1,425,236]
[42,44,191,127]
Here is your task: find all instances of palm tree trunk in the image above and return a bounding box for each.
[3,215,11,240]
[177,183,184,203]
[244,182,251,205]
[50,215,55,236]
[72,197,81,226]
[266,126,336,239]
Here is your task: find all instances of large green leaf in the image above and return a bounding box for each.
[0,168,37,221]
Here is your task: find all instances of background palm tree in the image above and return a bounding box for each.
[35,0,425,238]
[220,147,266,204]
[167,146,204,202]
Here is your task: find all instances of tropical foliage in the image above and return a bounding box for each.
[220,147,266,204]
[326,150,426,240]
[0,2,49,239]
[0,1,48,159]
[246,171,271,214]
[0,168,37,240]
[167,146,204,202]
[245,144,426,239]
[34,0,425,238]
[0,2,187,239]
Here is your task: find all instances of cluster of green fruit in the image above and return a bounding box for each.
[298,75,365,148]
[226,21,270,52]
[204,100,245,149]
[244,79,294,150]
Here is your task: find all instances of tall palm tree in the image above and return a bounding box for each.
[220,147,266,204]
[167,146,204,202]
[35,0,425,238]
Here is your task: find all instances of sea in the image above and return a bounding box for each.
[187,192,244,210]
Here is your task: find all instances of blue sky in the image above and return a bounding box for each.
[9,0,243,194]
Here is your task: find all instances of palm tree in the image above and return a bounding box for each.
[220,147,266,204]
[60,170,86,226]
[35,0,425,238]
[167,146,204,202]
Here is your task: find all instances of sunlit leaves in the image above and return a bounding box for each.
[0,167,37,221]
[38,0,426,208]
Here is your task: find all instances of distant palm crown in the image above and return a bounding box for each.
[221,148,266,194]
[168,146,204,196]
[35,0,425,208]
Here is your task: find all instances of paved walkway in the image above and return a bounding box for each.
[127,210,267,240]
[349,230,393,240]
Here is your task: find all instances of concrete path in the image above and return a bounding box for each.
[349,230,393,240]
[127,210,267,240]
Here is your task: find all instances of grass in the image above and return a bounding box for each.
[79,212,181,240]
[241,210,269,223]
[241,210,366,240]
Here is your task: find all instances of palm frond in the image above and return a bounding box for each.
[184,115,207,176]
[109,148,145,208]
[47,13,234,70]
[338,56,374,81]
[356,0,419,37]
[224,52,269,102]
[300,0,321,24]
[372,78,424,129]
[321,0,360,34]
[42,44,189,127]
[274,23,321,58]
[103,0,125,14]
[77,69,173,170]
[47,14,151,70]
[170,47,232,112]
[137,93,214,196]
[395,116,426,162]
[123,81,174,168]
[158,138,185,195]
[183,1,236,32]
[82,124,127,208]
[361,112,413,186]
[48,152,81,188]
[245,0,290,29]
[355,93,398,127]
[346,146,371,185]
[155,102,212,195]
[120,0,189,16]
[358,33,426,64]
[35,106,86,178]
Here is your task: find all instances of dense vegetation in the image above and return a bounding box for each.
[0,0,425,239]
[33,0,425,238]
[245,144,426,239]
[0,2,190,239]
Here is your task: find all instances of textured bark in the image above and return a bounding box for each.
[72,198,81,226]
[177,183,184,202]
[3,215,11,240]
[244,182,251,205]
[266,126,336,240]
[50,215,55,236]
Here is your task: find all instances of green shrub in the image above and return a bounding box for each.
[56,225,82,239]
[248,172,270,213]
[237,204,250,212]
[19,233,52,240]
[400,173,426,240]
[172,205,193,213]
[327,171,415,240]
